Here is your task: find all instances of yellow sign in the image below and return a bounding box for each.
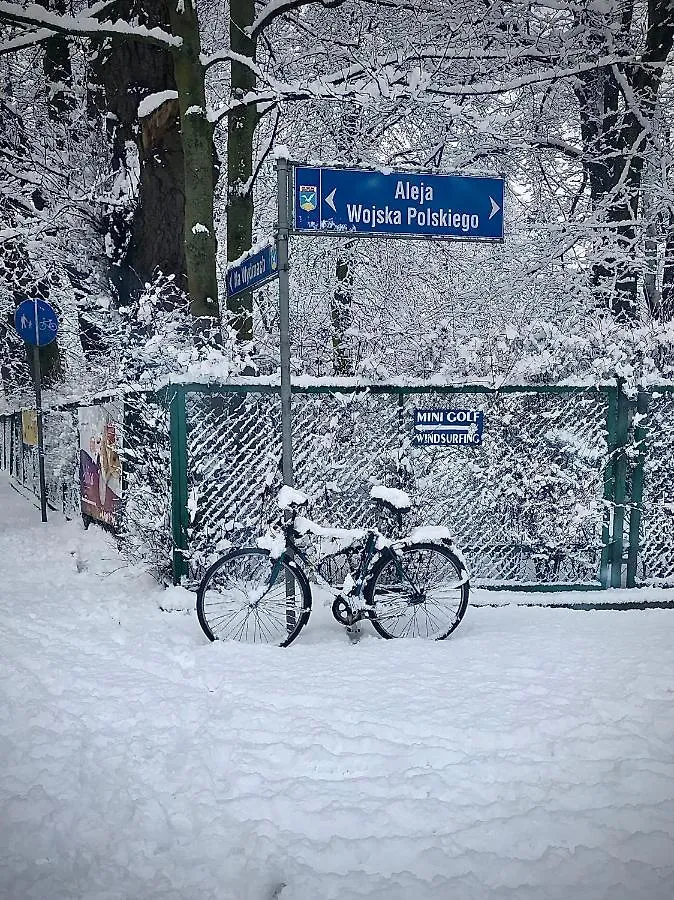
[22,410,38,447]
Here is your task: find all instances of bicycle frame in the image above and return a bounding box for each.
[263,518,420,630]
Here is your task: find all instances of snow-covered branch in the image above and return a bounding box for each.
[210,51,658,121]
[250,0,347,39]
[201,47,266,75]
[0,2,182,50]
[0,24,53,54]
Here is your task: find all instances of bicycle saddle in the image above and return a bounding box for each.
[277,485,310,510]
[369,485,412,515]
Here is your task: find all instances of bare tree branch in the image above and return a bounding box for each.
[0,1,181,50]
[250,0,347,39]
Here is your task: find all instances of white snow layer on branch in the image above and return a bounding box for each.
[248,0,300,37]
[0,2,182,48]
[137,90,178,119]
[0,25,54,53]
[208,51,655,121]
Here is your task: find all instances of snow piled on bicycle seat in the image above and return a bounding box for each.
[2,474,674,900]
[277,485,309,509]
[370,484,412,509]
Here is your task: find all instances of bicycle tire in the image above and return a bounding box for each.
[364,541,469,640]
[196,547,312,647]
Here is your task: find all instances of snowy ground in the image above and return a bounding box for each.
[1,475,674,900]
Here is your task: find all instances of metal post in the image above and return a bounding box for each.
[169,386,189,584]
[276,155,294,488]
[599,385,617,589]
[276,156,297,627]
[626,389,649,588]
[610,380,630,588]
[32,345,48,523]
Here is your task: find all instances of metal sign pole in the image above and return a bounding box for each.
[14,296,59,524]
[276,155,294,488]
[32,344,48,523]
[276,155,297,627]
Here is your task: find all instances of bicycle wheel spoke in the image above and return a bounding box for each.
[419,603,443,633]
[197,549,310,646]
[402,606,419,638]
[368,543,468,640]
[227,609,252,642]
[257,605,288,633]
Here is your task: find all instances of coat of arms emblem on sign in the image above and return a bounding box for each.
[299,186,318,212]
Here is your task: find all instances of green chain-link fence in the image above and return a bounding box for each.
[167,380,624,590]
[0,406,80,515]
[0,379,667,592]
[631,387,673,585]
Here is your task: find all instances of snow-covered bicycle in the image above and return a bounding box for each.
[196,486,469,647]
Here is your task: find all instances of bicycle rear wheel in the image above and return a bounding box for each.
[365,542,469,640]
[196,548,312,646]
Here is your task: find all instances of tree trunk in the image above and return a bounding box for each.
[90,0,186,307]
[330,108,361,373]
[36,0,73,121]
[332,253,353,374]
[227,0,259,341]
[168,0,219,321]
[574,1,674,321]
[575,66,642,320]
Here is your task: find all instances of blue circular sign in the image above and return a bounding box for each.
[14,298,59,347]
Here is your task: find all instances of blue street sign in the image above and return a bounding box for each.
[413,409,484,446]
[14,298,59,347]
[293,166,504,240]
[226,241,279,299]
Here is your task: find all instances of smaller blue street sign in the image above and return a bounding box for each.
[14,298,59,347]
[413,409,484,446]
[227,242,278,299]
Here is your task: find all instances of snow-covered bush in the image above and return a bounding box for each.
[116,394,172,583]
[117,273,250,388]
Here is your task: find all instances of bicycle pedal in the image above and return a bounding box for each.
[345,622,362,643]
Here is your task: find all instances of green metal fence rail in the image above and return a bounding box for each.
[0,378,671,592]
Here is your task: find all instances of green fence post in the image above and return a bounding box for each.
[626,389,649,588]
[610,380,630,588]
[600,385,618,588]
[169,386,189,584]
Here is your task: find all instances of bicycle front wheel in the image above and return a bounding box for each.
[196,548,312,647]
[365,542,469,640]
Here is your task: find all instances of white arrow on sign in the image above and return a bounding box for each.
[325,188,337,212]
[488,196,500,220]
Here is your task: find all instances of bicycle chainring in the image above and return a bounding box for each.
[331,596,355,626]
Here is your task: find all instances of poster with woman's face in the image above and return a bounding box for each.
[79,404,122,527]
